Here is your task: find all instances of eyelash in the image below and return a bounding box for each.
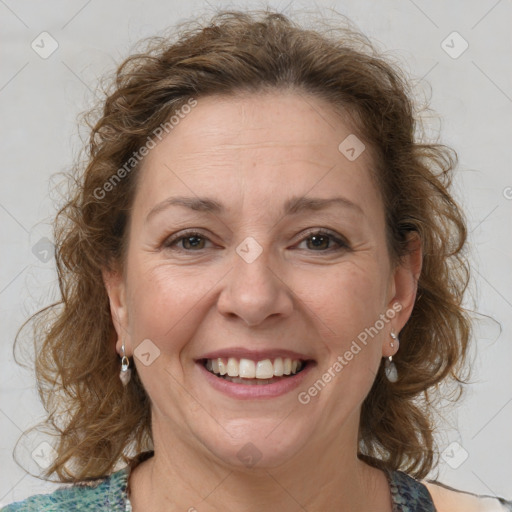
[163,228,349,253]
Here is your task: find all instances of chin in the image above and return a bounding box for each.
[201,418,312,471]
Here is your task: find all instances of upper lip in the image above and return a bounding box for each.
[197,347,314,362]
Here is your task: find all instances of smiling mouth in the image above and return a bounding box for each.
[201,356,310,385]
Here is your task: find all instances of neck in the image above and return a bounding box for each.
[128,417,391,512]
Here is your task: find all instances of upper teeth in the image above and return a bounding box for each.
[205,357,303,379]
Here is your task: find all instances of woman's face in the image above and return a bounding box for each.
[105,91,418,469]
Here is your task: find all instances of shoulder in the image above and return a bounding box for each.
[422,479,512,512]
[1,467,130,512]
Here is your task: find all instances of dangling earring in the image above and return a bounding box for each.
[385,331,399,383]
[119,341,131,386]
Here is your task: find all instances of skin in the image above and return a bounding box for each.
[103,90,422,512]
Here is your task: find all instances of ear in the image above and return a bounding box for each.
[102,267,130,356]
[384,231,422,355]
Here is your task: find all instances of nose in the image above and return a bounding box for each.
[216,247,294,327]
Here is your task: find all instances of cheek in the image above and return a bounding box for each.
[293,262,390,424]
[124,260,214,354]
[304,260,389,344]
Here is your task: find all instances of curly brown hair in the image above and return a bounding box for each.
[14,8,471,482]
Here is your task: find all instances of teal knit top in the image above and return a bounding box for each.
[2,454,511,511]
[1,467,435,511]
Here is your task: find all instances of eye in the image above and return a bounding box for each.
[295,229,349,252]
[162,228,349,253]
[163,230,213,251]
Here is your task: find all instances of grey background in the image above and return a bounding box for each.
[1,0,511,506]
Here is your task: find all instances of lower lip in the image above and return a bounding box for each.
[196,361,315,399]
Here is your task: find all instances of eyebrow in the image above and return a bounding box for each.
[146,194,363,222]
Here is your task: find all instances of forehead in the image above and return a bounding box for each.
[155,91,361,157]
[133,91,381,216]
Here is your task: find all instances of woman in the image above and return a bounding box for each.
[3,9,511,512]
